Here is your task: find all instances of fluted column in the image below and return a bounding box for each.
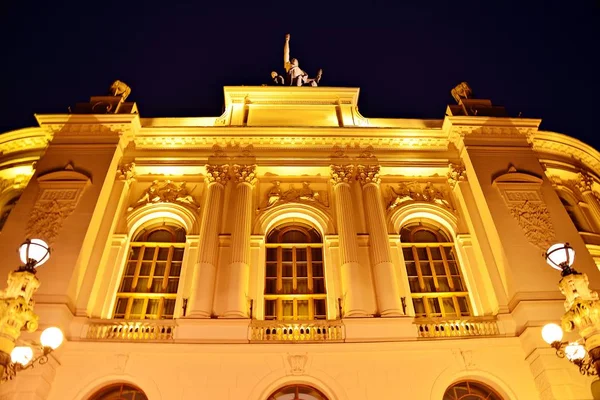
[577,172,600,232]
[331,164,370,317]
[187,164,229,318]
[357,164,403,316]
[221,164,256,318]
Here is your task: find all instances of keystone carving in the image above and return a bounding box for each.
[287,354,308,375]
[356,164,381,186]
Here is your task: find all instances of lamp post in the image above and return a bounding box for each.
[542,243,600,398]
[0,238,63,382]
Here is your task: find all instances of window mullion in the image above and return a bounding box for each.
[124,297,134,319]
[412,246,425,291]
[307,245,313,292]
[162,246,174,291]
[131,245,145,290]
[277,247,282,293]
[148,247,159,290]
[440,245,456,291]
[292,246,297,293]
[426,247,439,291]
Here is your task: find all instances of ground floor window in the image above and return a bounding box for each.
[89,383,148,400]
[443,380,503,400]
[267,384,328,400]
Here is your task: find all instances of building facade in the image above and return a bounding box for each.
[0,85,598,399]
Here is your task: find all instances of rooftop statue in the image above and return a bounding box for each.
[109,80,131,101]
[271,34,323,86]
[451,81,473,104]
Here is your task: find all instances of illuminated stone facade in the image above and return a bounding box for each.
[0,86,599,399]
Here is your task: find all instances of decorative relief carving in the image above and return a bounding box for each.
[449,125,535,143]
[261,181,328,210]
[232,164,257,186]
[26,163,91,244]
[493,166,555,249]
[287,354,308,375]
[128,180,200,211]
[0,174,32,195]
[576,172,594,194]
[387,181,452,211]
[205,164,230,185]
[117,162,136,181]
[447,163,466,188]
[330,164,354,185]
[356,164,380,186]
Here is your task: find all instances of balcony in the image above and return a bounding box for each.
[249,319,345,342]
[414,316,500,338]
[85,319,176,341]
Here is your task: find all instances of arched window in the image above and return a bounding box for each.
[89,383,148,400]
[558,192,594,233]
[0,194,20,231]
[400,222,470,318]
[443,380,503,400]
[114,224,186,320]
[265,224,326,320]
[267,384,328,400]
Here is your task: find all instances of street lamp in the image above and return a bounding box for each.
[0,238,63,382]
[542,242,600,398]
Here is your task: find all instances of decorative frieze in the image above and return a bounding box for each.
[128,180,200,211]
[330,164,354,185]
[576,172,595,194]
[387,181,452,211]
[356,164,381,186]
[263,181,328,209]
[117,162,136,181]
[447,163,467,188]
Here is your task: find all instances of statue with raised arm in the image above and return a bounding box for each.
[109,80,131,101]
[283,34,323,87]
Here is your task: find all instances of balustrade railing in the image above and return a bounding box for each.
[250,319,344,342]
[415,317,500,338]
[85,319,176,341]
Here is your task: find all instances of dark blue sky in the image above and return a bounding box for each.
[1,1,598,148]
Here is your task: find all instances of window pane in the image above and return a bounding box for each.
[414,229,438,243]
[442,298,458,317]
[154,262,166,277]
[169,262,182,277]
[457,297,470,315]
[423,277,435,292]
[314,299,326,319]
[282,248,293,261]
[297,300,309,319]
[311,248,323,261]
[297,264,308,278]
[403,247,415,261]
[282,278,293,293]
[125,262,137,275]
[157,247,170,260]
[135,278,149,292]
[408,277,421,293]
[115,298,128,317]
[146,229,173,243]
[151,278,163,293]
[163,299,176,318]
[447,260,459,275]
[313,278,325,294]
[430,247,442,260]
[406,261,417,276]
[282,300,294,319]
[130,299,144,317]
[420,261,432,276]
[452,276,465,291]
[119,277,134,292]
[265,300,276,319]
[413,298,426,317]
[139,262,152,276]
[265,278,277,294]
[142,248,155,260]
[129,247,141,260]
[297,278,309,294]
[312,263,324,277]
[266,248,277,261]
[428,298,441,316]
[296,248,307,261]
[266,263,277,278]
[166,278,179,293]
[416,247,427,261]
[281,230,308,243]
[282,263,293,277]
[438,277,451,292]
[433,261,446,276]
[146,299,160,318]
[172,247,185,261]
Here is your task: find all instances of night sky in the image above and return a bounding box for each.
[1,1,598,147]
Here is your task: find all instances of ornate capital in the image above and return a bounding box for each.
[448,163,467,188]
[356,164,381,186]
[205,164,230,185]
[330,164,354,185]
[577,172,594,194]
[232,164,257,186]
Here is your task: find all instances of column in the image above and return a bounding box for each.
[221,164,256,318]
[187,164,229,318]
[357,164,403,316]
[577,172,600,232]
[331,164,370,317]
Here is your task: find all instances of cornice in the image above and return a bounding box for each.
[533,131,600,176]
[443,116,542,145]
[0,127,52,156]
[35,113,141,137]
[223,86,361,109]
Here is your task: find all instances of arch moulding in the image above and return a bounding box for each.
[430,367,517,400]
[126,202,200,236]
[389,202,459,238]
[248,368,348,400]
[253,202,335,237]
[71,373,162,400]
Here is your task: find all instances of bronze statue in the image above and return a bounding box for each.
[270,71,285,86]
[283,34,323,86]
[109,80,131,101]
[451,82,473,104]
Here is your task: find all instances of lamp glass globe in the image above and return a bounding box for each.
[546,243,575,271]
[10,346,33,365]
[565,342,586,361]
[542,323,564,344]
[40,327,64,350]
[19,238,50,268]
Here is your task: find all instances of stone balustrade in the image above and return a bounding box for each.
[85,319,176,341]
[250,319,345,342]
[415,316,500,338]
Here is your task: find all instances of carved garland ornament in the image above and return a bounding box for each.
[576,172,595,194]
[387,181,452,211]
[493,166,555,250]
[128,180,201,211]
[262,181,328,209]
[447,163,467,188]
[26,164,91,244]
